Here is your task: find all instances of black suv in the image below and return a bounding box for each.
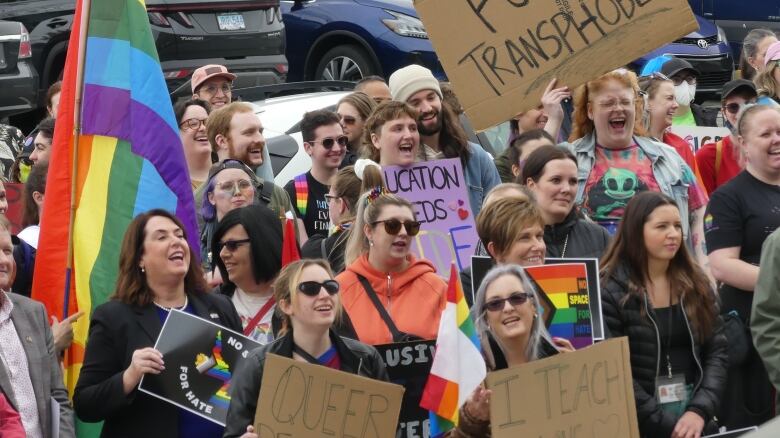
[0,0,287,109]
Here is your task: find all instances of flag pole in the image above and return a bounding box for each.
[63,0,93,319]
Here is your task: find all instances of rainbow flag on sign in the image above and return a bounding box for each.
[31,0,197,434]
[419,264,486,436]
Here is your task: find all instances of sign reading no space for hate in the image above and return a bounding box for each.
[413,0,698,131]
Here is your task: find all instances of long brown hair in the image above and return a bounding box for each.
[600,192,716,342]
[113,209,207,306]
[22,163,47,228]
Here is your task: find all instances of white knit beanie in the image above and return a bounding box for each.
[389,64,442,103]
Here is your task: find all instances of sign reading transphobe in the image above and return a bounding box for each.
[254,353,405,438]
[487,337,639,437]
[413,0,698,130]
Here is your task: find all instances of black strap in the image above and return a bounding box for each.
[257,180,274,206]
[292,343,321,365]
[356,274,406,342]
[320,237,328,259]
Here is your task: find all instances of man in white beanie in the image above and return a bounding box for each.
[388,64,500,215]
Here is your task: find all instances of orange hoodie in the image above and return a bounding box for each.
[336,253,447,345]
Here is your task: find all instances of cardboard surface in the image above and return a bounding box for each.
[670,126,731,153]
[486,337,639,438]
[138,309,262,426]
[254,353,405,438]
[374,340,437,436]
[383,158,478,276]
[414,0,698,131]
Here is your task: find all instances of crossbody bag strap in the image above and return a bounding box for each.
[356,274,405,342]
[715,139,723,179]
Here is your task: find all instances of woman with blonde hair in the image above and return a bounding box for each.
[224,259,389,438]
[337,92,377,166]
[755,41,780,107]
[562,69,708,269]
[337,189,447,345]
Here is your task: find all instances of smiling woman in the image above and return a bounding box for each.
[362,100,420,167]
[174,98,213,190]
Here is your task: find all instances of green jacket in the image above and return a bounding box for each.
[752,227,780,409]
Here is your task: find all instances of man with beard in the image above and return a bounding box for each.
[283,110,346,243]
[389,64,500,215]
[202,103,293,224]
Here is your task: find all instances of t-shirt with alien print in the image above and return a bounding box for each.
[581,143,706,224]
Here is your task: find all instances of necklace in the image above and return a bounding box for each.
[153,295,188,311]
[561,233,570,257]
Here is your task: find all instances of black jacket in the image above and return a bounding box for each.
[73,293,242,438]
[545,209,611,259]
[601,264,728,437]
[300,228,350,274]
[223,329,389,437]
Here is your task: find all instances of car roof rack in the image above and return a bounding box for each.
[170,80,356,102]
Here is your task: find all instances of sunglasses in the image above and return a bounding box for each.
[309,136,348,149]
[371,219,421,236]
[340,115,357,125]
[217,179,253,192]
[639,72,670,82]
[218,238,250,253]
[298,280,340,296]
[483,292,533,313]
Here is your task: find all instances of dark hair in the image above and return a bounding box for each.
[739,29,777,81]
[113,209,207,306]
[22,162,47,228]
[436,101,471,166]
[439,82,464,115]
[520,145,576,184]
[46,81,62,110]
[600,192,716,342]
[212,204,283,294]
[354,75,387,90]
[507,129,556,176]
[36,117,56,140]
[300,109,341,143]
[174,98,211,125]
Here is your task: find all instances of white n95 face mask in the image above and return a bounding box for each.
[674,82,697,106]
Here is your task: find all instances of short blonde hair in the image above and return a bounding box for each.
[206,102,254,152]
[273,259,341,336]
[476,195,543,258]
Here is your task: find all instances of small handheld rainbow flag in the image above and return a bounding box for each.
[419,264,486,436]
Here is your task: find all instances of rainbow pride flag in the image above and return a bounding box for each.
[31,0,197,432]
[419,264,486,437]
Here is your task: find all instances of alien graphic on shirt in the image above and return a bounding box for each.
[587,167,649,219]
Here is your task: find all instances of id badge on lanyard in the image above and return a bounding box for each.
[655,355,691,416]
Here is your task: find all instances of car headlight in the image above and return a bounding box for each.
[717,26,728,44]
[382,10,428,39]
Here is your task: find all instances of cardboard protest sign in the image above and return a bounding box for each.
[487,337,639,438]
[374,340,437,436]
[254,353,404,438]
[139,309,261,425]
[384,159,478,276]
[470,258,596,347]
[546,258,604,341]
[414,0,698,131]
[671,126,731,153]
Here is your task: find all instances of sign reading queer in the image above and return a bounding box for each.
[413,0,698,130]
[671,126,731,153]
[374,340,437,436]
[254,354,404,438]
[139,309,261,425]
[487,337,639,438]
[384,159,478,275]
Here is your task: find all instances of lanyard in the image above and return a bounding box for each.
[665,295,674,379]
[293,343,324,365]
[243,297,276,337]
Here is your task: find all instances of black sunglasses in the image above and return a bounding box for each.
[371,219,421,236]
[309,136,348,149]
[483,292,533,313]
[298,280,340,296]
[218,238,251,252]
[724,103,743,115]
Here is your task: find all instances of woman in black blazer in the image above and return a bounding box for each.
[73,209,241,438]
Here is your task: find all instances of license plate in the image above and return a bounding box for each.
[217,13,245,31]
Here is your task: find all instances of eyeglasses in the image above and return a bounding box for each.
[340,115,357,126]
[179,118,207,131]
[639,72,670,82]
[218,238,251,253]
[483,292,533,313]
[308,136,348,149]
[371,219,421,236]
[593,98,635,110]
[671,75,697,86]
[298,280,340,296]
[200,83,232,96]
[324,194,340,205]
[217,179,253,192]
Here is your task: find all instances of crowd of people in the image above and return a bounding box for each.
[2,26,780,438]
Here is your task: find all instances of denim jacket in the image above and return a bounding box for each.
[463,141,501,216]
[561,133,695,246]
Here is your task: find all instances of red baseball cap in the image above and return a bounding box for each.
[191,64,236,93]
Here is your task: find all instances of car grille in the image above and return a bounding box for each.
[698,70,731,90]
[674,35,718,46]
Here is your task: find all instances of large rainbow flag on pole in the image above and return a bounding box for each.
[31,0,198,433]
[419,264,486,436]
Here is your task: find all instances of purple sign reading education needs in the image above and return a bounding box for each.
[383,158,478,275]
